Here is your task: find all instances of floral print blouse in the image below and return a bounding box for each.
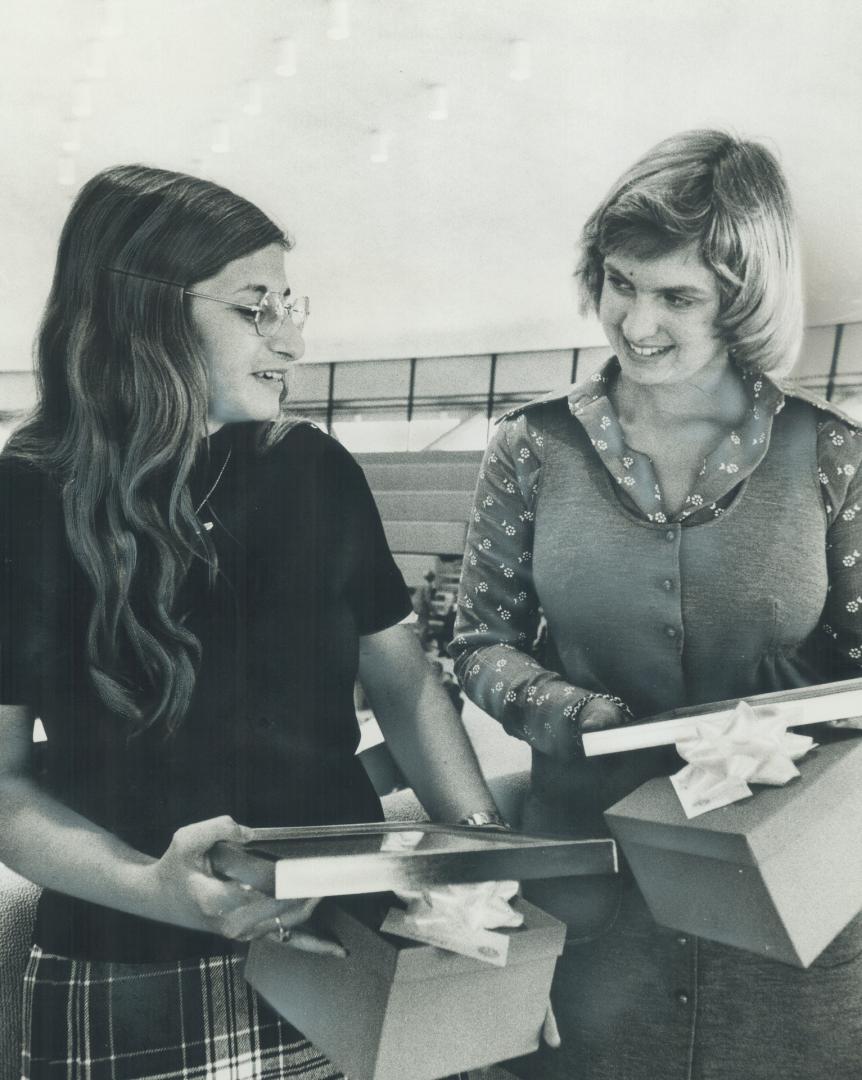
[451,357,862,757]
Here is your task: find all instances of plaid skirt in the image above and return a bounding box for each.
[21,946,345,1080]
[21,946,474,1080]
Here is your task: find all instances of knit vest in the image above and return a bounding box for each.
[532,395,827,718]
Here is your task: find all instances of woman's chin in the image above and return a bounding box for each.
[617,358,675,386]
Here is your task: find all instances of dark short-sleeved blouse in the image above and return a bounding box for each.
[0,421,412,961]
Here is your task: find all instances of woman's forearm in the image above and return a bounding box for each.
[0,771,329,945]
[453,640,581,755]
[0,771,168,921]
[377,675,499,822]
[358,624,498,821]
[450,414,582,757]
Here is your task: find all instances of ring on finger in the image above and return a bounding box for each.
[275,915,292,944]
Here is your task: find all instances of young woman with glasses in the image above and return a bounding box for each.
[0,164,501,1078]
[452,130,862,1080]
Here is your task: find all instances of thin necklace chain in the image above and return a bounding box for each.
[195,447,232,515]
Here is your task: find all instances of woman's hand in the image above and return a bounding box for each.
[578,697,631,734]
[0,713,340,956]
[148,815,346,955]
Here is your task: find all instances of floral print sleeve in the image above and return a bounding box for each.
[817,414,862,671]
[450,411,590,762]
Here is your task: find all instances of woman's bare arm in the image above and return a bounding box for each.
[0,703,341,951]
[358,623,499,822]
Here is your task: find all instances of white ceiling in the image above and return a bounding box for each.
[1,0,861,374]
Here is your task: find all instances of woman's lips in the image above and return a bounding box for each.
[252,369,286,380]
[623,338,673,359]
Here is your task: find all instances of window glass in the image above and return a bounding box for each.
[335,359,411,404]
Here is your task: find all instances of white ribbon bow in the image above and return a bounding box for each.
[381,881,523,965]
[670,701,816,818]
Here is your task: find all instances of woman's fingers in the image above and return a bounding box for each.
[220,896,321,942]
[258,914,348,958]
[277,927,348,958]
[171,815,252,865]
[189,872,260,920]
[578,698,629,733]
[160,819,326,943]
[152,817,262,934]
[281,897,321,924]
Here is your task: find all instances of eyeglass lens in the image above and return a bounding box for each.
[256,293,309,335]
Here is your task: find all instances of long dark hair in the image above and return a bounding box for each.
[6,165,287,736]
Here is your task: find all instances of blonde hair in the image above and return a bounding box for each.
[577,130,802,376]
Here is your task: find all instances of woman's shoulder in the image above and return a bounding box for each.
[482,396,571,488]
[774,380,862,435]
[772,384,862,513]
[774,383,862,474]
[495,360,616,431]
[496,389,573,429]
[248,418,366,486]
[497,384,581,439]
[267,418,357,461]
[491,369,610,466]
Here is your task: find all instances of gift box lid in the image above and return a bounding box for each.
[211,821,618,898]
[604,733,862,867]
[314,895,566,982]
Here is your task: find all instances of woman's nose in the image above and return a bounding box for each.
[268,318,305,362]
[622,297,660,342]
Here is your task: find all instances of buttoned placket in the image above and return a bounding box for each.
[659,525,684,652]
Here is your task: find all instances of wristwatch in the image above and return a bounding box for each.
[457,810,512,831]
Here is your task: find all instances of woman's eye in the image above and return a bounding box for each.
[238,308,258,322]
[607,275,633,293]
[666,294,694,309]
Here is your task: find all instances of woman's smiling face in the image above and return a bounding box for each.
[598,241,730,387]
[189,243,305,433]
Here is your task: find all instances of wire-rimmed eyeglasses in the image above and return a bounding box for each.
[103,266,309,336]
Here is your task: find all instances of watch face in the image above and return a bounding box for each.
[210,821,619,898]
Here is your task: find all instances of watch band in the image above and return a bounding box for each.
[457,810,512,831]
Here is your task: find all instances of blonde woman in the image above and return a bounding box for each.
[453,130,862,1080]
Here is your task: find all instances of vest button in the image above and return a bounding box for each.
[663,579,674,591]
[666,626,677,639]
[675,991,690,1006]
[665,530,675,542]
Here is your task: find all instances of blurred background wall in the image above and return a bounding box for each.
[1,0,861,450]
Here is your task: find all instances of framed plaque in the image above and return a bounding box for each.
[210,821,617,898]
